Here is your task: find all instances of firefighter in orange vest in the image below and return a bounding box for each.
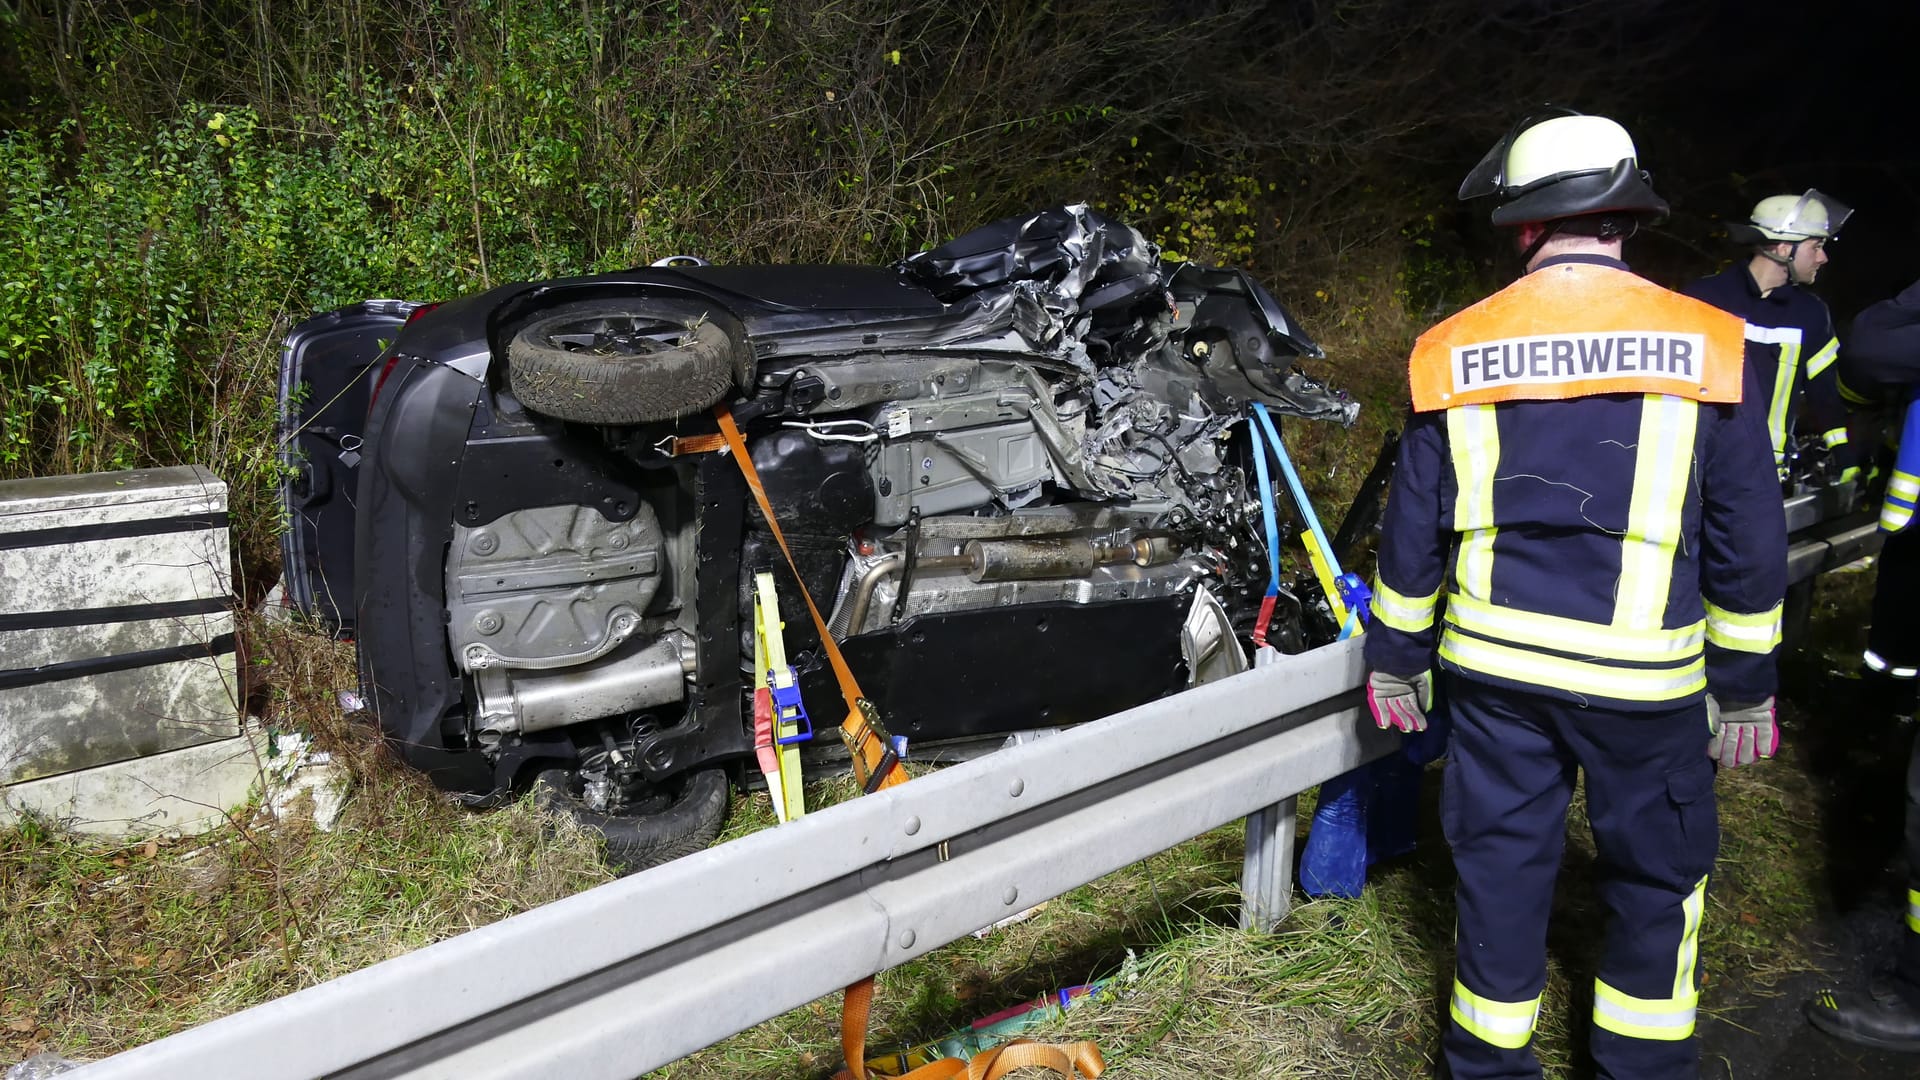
[1363,111,1787,1079]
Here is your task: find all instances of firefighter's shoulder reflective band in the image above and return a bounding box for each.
[1370,577,1438,634]
[1445,593,1703,662]
[1439,632,1706,702]
[1592,980,1698,1042]
[1449,982,1539,1050]
[1907,888,1919,935]
[1807,336,1840,378]
[1703,599,1783,654]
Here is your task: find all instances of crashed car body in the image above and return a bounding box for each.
[278,206,1364,868]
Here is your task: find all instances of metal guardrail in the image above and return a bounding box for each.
[66,486,1884,1079]
[1783,483,1882,597]
[73,637,1386,1080]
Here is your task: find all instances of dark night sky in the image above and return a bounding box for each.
[1640,0,1920,318]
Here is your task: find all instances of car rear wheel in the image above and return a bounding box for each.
[534,766,731,875]
[507,300,752,424]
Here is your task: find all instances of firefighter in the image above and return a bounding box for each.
[1364,111,1786,1079]
[1803,275,1920,1053]
[1683,190,1856,485]
[1831,277,1920,699]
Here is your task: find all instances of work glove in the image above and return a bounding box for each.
[1706,694,1780,769]
[1367,670,1432,733]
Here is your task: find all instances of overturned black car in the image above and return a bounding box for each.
[277,206,1374,870]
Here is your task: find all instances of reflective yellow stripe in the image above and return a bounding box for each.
[1864,650,1920,679]
[1807,336,1840,378]
[1372,576,1439,634]
[1448,405,1500,603]
[1703,600,1783,654]
[1821,426,1849,449]
[1749,324,1803,466]
[1616,396,1698,630]
[1593,979,1698,1042]
[1840,378,1874,406]
[1449,981,1539,1050]
[1446,593,1703,662]
[1439,631,1705,702]
[1883,471,1919,532]
[1907,889,1919,935]
[1675,875,1707,999]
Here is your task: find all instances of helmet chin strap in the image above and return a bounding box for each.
[1758,239,1809,285]
[1519,216,1635,269]
[1786,240,1814,285]
[1519,220,1564,268]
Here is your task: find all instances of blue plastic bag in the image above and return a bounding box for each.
[1299,688,1451,897]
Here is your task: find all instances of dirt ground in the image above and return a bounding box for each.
[1695,666,1919,1080]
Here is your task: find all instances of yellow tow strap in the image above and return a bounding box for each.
[751,571,807,823]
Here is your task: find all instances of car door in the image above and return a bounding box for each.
[276,300,420,636]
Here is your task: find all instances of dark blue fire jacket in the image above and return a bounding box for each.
[1367,255,1787,711]
[1682,263,1846,477]
[1842,276,1920,396]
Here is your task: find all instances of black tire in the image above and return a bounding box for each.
[507,300,753,424]
[534,767,731,875]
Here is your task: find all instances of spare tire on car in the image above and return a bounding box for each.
[507,300,753,424]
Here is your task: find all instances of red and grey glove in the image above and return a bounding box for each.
[1706,694,1779,768]
[1367,670,1432,733]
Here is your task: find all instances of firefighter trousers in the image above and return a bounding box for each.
[1902,717,1920,997]
[1868,525,1920,680]
[1441,679,1716,1080]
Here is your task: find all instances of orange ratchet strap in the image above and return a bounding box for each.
[663,431,729,456]
[714,406,904,792]
[713,405,1102,1080]
[837,977,1104,1080]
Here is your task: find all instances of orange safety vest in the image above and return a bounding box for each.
[1408,262,1747,413]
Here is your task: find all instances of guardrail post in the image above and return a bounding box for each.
[1239,794,1298,932]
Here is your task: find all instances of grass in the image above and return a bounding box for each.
[0,546,1877,1076]
[0,614,613,1063]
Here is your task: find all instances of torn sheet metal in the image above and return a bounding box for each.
[897,204,1355,427]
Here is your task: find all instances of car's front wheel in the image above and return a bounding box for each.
[533,766,731,875]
